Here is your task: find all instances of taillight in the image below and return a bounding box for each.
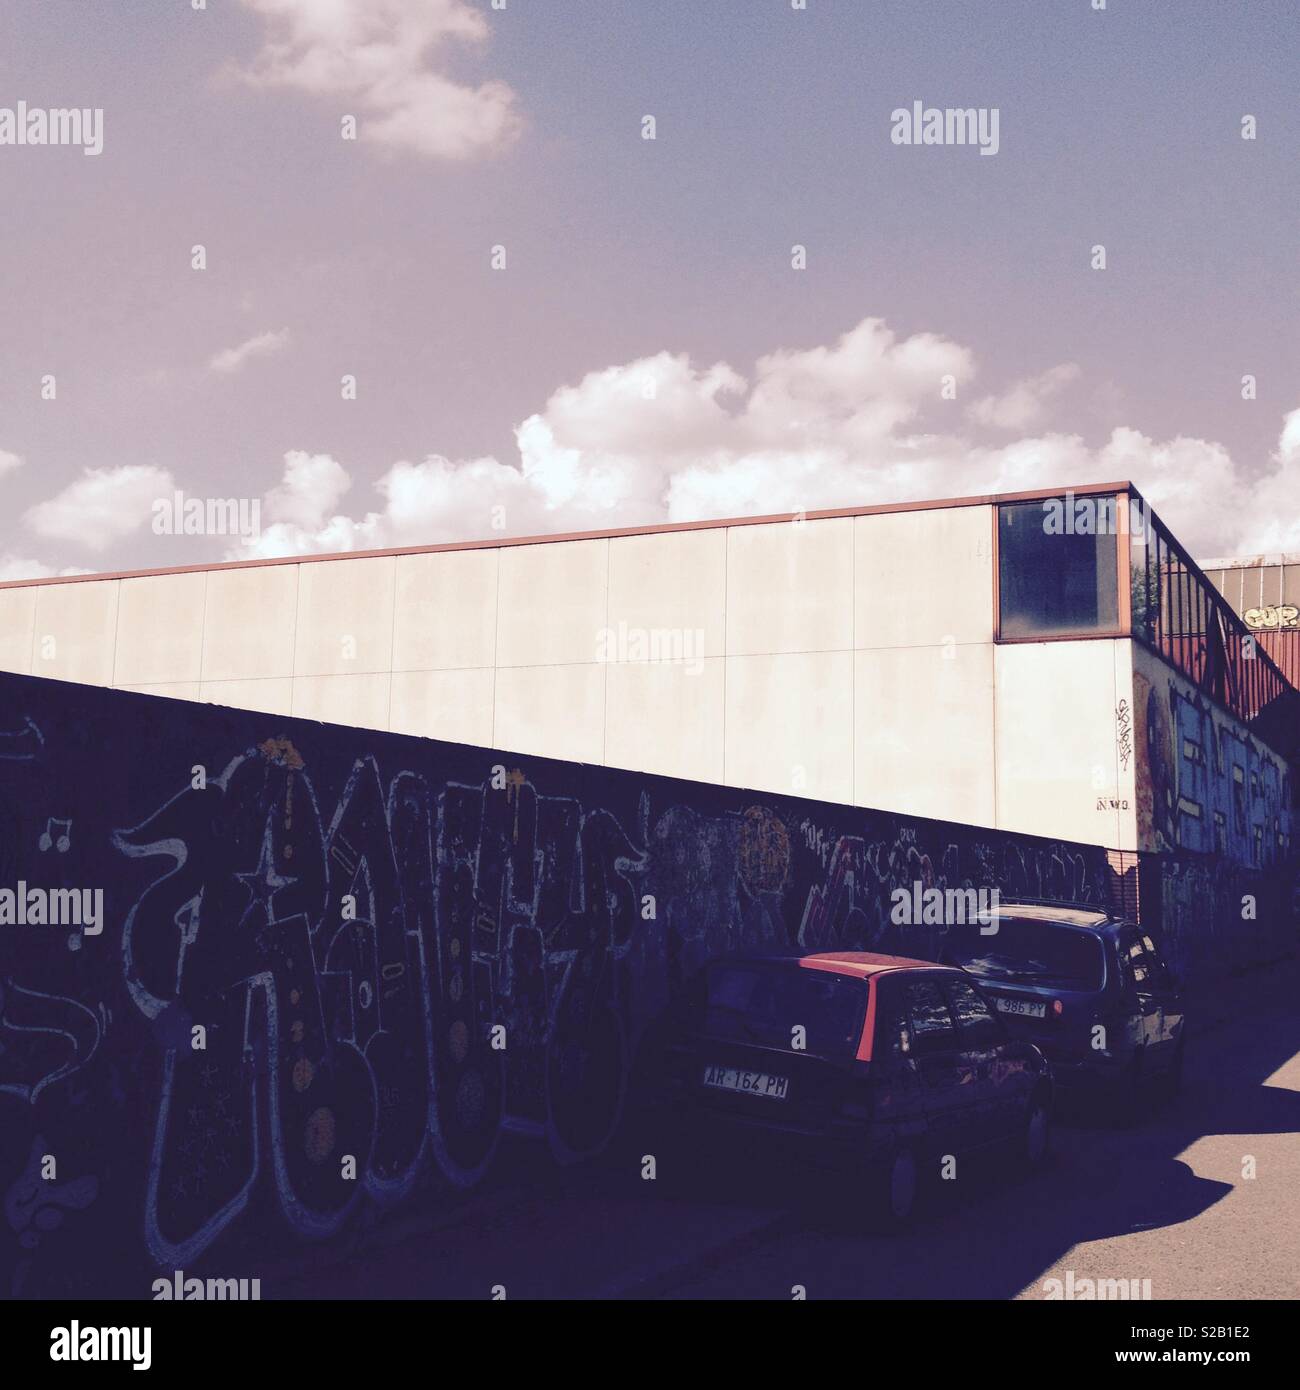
[1052,998,1064,1017]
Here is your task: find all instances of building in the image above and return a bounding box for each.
[4,481,1296,1296]
[1200,552,1300,689]
[1,481,1295,905]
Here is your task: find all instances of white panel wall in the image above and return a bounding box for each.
[854,505,994,647]
[0,586,37,675]
[994,639,1135,849]
[855,643,995,825]
[726,519,853,656]
[0,504,1148,849]
[32,579,119,686]
[202,565,298,682]
[114,572,206,687]
[725,651,854,803]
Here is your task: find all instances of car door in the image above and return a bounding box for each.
[942,974,1013,1147]
[900,975,974,1158]
[870,975,927,1151]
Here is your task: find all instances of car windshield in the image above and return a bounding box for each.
[941,917,1105,990]
[702,962,867,1057]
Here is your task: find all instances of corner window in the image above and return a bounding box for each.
[998,497,1120,638]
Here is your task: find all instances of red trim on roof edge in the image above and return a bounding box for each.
[0,481,1136,590]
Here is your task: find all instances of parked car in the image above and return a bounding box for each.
[937,902,1186,1119]
[642,952,1053,1227]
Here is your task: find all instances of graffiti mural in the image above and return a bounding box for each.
[0,669,1121,1296]
[1133,651,1291,865]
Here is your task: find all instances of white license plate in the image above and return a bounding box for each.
[702,1064,789,1100]
[995,996,1047,1019]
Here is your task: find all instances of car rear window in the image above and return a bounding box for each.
[941,917,1105,991]
[702,963,867,1057]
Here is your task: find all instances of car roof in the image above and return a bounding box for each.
[713,951,951,980]
[987,903,1118,931]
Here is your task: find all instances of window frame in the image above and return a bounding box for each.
[993,493,1128,643]
[901,975,960,1056]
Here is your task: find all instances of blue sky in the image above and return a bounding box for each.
[0,0,1296,576]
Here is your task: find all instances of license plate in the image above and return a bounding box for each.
[702,1064,789,1100]
[995,996,1047,1019]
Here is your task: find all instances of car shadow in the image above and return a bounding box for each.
[578,964,1300,1298]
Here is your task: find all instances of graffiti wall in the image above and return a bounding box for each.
[0,668,1115,1297]
[1133,648,1291,865]
[1131,646,1297,981]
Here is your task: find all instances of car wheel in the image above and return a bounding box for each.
[870,1145,919,1232]
[1021,1091,1051,1169]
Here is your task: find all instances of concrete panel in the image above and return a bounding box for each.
[496,539,608,668]
[390,668,495,746]
[292,673,392,731]
[855,505,994,649]
[995,640,1124,848]
[203,563,299,681]
[31,580,119,687]
[200,677,295,717]
[726,519,853,657]
[604,658,725,782]
[1112,642,1139,853]
[113,572,207,686]
[0,587,37,674]
[294,557,395,678]
[854,643,996,827]
[724,650,854,803]
[493,663,605,765]
[606,529,726,662]
[393,549,498,673]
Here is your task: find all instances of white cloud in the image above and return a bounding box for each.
[0,555,93,582]
[969,363,1081,431]
[24,465,176,552]
[1220,407,1300,555]
[234,0,521,161]
[209,328,291,375]
[0,449,23,478]
[218,316,1297,565]
[264,449,351,528]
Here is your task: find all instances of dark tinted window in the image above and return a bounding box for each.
[999,499,1119,638]
[942,916,1106,991]
[904,979,956,1050]
[944,977,1001,1045]
[703,963,867,1057]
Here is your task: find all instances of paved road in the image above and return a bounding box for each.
[275,957,1300,1300]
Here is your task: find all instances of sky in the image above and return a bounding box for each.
[0,0,1296,579]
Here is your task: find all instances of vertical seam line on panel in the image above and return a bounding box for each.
[386,560,398,732]
[289,563,302,716]
[110,580,122,689]
[27,588,38,676]
[722,526,729,787]
[851,518,856,807]
[198,570,210,690]
[989,506,1001,833]
[490,547,500,746]
[602,539,611,766]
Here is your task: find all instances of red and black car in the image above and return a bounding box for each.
[643,951,1053,1226]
